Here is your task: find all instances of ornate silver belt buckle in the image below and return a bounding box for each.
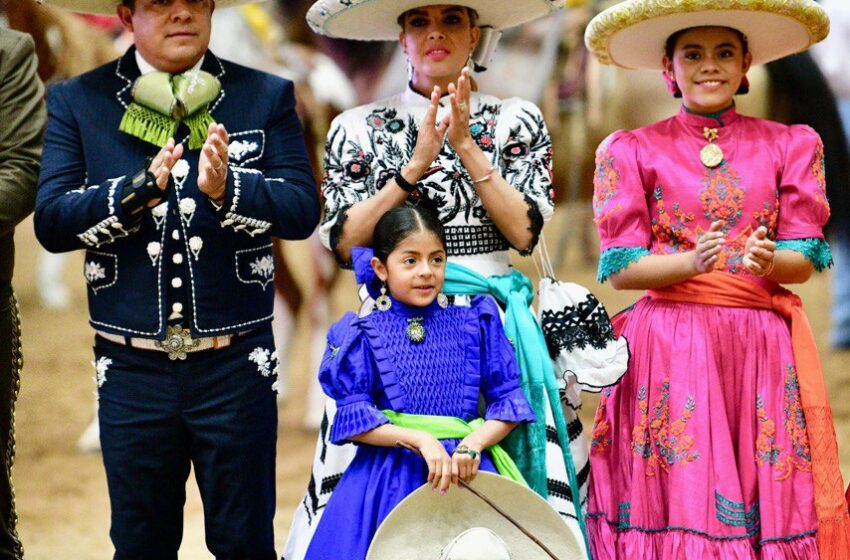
[156,325,200,360]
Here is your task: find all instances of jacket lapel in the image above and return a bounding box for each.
[114,46,141,110]
[201,51,227,117]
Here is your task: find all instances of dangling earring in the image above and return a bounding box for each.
[663,71,682,98]
[406,56,414,83]
[375,283,392,311]
[437,293,449,308]
[466,52,474,72]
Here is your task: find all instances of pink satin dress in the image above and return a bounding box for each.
[588,105,831,559]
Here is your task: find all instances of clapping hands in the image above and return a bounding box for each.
[408,68,475,176]
[693,220,726,274]
[198,123,230,202]
[146,138,184,207]
[743,226,776,277]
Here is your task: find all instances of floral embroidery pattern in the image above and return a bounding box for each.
[85,261,106,283]
[811,141,828,212]
[591,387,612,453]
[754,365,811,480]
[631,378,699,476]
[651,186,696,253]
[755,394,782,467]
[752,197,779,235]
[694,163,750,272]
[781,364,811,473]
[250,255,275,280]
[321,99,552,252]
[593,138,622,226]
[248,347,281,394]
[92,356,112,389]
[700,162,745,230]
[228,140,259,161]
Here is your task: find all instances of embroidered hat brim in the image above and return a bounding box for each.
[307,0,562,41]
[36,0,261,16]
[366,472,584,560]
[585,0,829,70]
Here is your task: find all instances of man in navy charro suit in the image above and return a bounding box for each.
[34,0,319,557]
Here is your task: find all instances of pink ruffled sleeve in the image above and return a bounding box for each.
[775,126,833,271]
[593,131,652,282]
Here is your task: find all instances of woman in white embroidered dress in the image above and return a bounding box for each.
[285,1,591,558]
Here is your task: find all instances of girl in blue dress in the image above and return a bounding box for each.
[304,206,535,559]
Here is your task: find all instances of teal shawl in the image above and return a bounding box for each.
[443,262,590,549]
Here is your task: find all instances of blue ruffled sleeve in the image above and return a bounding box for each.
[319,312,389,444]
[474,297,536,423]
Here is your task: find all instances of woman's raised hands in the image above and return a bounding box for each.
[407,86,450,179]
[447,68,474,152]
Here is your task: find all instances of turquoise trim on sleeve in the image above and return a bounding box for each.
[597,247,651,283]
[776,238,833,272]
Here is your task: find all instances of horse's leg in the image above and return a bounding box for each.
[273,239,303,403]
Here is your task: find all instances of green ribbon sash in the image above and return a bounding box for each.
[382,410,526,485]
[119,69,221,150]
[442,263,591,551]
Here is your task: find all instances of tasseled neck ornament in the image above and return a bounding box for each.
[119,70,221,150]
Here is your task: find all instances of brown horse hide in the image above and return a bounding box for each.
[5,0,118,82]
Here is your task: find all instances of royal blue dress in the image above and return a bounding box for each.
[303,295,536,559]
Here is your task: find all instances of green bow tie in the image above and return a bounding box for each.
[119,69,222,150]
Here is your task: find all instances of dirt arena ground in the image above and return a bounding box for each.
[8,209,850,558]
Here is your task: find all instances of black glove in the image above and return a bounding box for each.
[120,158,169,218]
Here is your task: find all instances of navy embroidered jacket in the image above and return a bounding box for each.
[35,48,319,338]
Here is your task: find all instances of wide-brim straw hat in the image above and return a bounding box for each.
[366,472,583,560]
[585,0,830,70]
[36,0,261,16]
[306,0,562,41]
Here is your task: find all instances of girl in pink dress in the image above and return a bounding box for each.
[583,1,850,558]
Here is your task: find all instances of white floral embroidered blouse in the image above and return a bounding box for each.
[319,86,555,277]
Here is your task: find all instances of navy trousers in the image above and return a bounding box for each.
[95,325,278,559]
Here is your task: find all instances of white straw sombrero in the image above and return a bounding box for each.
[306,0,563,41]
[366,472,583,560]
[585,0,829,70]
[36,0,261,16]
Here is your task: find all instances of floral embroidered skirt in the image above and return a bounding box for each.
[588,298,818,559]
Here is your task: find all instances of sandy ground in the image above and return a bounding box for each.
[8,208,850,558]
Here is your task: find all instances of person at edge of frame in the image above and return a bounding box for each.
[0,21,46,560]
